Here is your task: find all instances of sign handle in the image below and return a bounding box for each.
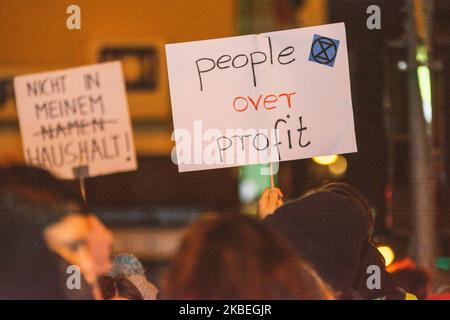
[79,176,87,204]
[269,162,275,189]
[78,176,103,299]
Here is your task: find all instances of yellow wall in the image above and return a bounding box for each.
[0,0,236,162]
[0,0,235,65]
[297,0,327,27]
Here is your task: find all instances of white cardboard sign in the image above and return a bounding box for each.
[166,22,357,172]
[14,61,137,179]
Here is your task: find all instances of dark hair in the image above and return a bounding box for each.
[0,165,86,229]
[98,275,144,300]
[163,213,333,300]
[0,211,65,299]
[0,165,90,299]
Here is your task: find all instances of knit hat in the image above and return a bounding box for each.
[110,254,159,300]
[264,190,370,294]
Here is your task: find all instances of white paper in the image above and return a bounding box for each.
[166,22,357,172]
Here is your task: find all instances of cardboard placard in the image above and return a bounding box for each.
[14,61,137,179]
[166,23,357,172]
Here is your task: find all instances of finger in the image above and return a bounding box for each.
[273,187,283,198]
[258,187,270,204]
[261,187,271,199]
[277,199,284,207]
[268,188,279,202]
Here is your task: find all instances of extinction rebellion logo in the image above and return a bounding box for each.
[308,34,340,67]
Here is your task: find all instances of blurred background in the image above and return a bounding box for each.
[0,0,449,291]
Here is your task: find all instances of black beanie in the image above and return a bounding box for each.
[264,190,370,294]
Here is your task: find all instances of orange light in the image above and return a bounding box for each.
[328,156,347,177]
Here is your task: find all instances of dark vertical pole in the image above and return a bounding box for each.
[406,0,436,271]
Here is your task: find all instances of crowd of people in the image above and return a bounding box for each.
[0,164,446,300]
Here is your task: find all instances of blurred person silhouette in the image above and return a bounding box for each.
[0,210,65,299]
[258,182,418,300]
[317,182,410,299]
[98,275,144,300]
[389,261,431,300]
[259,187,368,298]
[162,213,333,300]
[109,253,159,299]
[0,164,113,299]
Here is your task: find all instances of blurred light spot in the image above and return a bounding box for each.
[397,61,407,70]
[239,178,258,203]
[417,66,432,124]
[328,155,347,177]
[312,155,338,165]
[377,245,395,266]
[416,45,428,64]
[436,256,450,271]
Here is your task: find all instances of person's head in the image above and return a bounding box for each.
[98,275,144,300]
[163,213,333,300]
[264,190,370,297]
[0,165,113,285]
[391,266,431,300]
[308,182,394,298]
[316,182,374,240]
[313,182,404,299]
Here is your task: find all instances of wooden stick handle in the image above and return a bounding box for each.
[269,162,275,189]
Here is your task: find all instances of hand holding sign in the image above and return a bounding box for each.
[166,23,357,173]
[257,187,284,220]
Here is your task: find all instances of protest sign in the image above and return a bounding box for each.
[166,23,357,172]
[14,61,137,179]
